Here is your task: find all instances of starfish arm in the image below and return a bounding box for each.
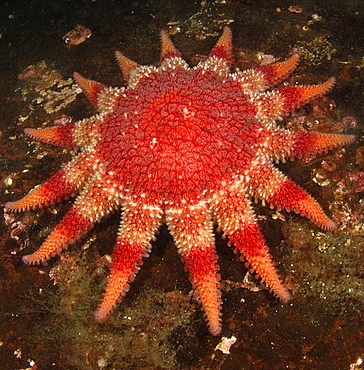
[209,26,233,66]
[160,30,182,62]
[21,173,121,265]
[252,78,335,121]
[209,185,290,302]
[73,72,108,107]
[246,162,336,230]
[268,177,336,230]
[22,206,93,265]
[95,198,163,321]
[115,51,140,82]
[197,27,232,76]
[278,78,335,114]
[290,131,355,159]
[236,54,299,93]
[24,120,76,148]
[255,54,300,88]
[5,151,96,212]
[166,201,222,336]
[257,126,355,162]
[230,223,290,302]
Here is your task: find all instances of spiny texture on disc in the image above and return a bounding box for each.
[5,28,354,335]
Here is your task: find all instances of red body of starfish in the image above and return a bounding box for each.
[5,28,354,335]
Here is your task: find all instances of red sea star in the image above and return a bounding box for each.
[5,28,354,335]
